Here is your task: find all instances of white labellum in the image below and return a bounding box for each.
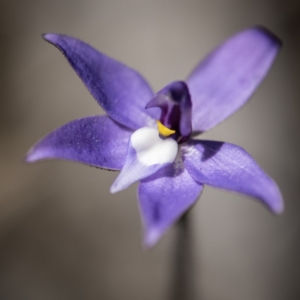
[110,127,178,193]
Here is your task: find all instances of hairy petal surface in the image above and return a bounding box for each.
[110,127,178,193]
[43,33,158,130]
[25,116,132,170]
[187,26,281,132]
[182,140,283,214]
[138,159,203,248]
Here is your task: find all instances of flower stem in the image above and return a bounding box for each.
[170,211,196,300]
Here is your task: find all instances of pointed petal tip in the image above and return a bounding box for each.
[24,148,56,165]
[270,195,284,215]
[23,154,32,164]
[23,148,43,164]
[42,33,66,50]
[252,25,282,47]
[109,182,122,194]
[273,205,284,215]
[23,153,32,164]
[109,169,133,194]
[143,228,162,249]
[42,33,58,43]
[42,33,70,49]
[263,178,284,215]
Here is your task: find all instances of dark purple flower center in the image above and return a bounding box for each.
[146,81,192,143]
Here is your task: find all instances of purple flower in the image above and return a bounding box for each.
[26,26,283,247]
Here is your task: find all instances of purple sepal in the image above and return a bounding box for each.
[182,140,284,214]
[138,159,203,248]
[146,81,192,142]
[187,26,281,132]
[43,33,159,130]
[25,116,132,170]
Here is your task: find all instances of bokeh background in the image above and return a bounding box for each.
[1,0,300,299]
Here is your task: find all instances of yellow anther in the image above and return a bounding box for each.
[157,120,176,137]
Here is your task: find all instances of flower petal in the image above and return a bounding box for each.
[25,116,132,170]
[187,26,281,132]
[182,140,283,214]
[43,33,158,130]
[138,159,203,248]
[110,127,178,193]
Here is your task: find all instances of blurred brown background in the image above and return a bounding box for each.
[1,0,300,299]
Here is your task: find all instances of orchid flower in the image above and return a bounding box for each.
[26,26,283,247]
